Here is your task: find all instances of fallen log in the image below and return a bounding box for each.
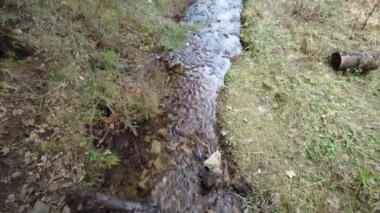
[96,193,142,211]
[330,52,380,73]
[65,191,143,212]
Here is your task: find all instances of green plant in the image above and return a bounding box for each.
[102,154,119,169]
[102,50,120,71]
[355,169,375,202]
[88,150,98,162]
[159,24,196,50]
[88,150,119,168]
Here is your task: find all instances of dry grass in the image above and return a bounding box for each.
[221,0,380,212]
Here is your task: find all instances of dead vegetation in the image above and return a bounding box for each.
[0,0,191,211]
[291,1,322,22]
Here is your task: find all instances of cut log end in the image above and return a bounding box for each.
[331,52,342,70]
[330,51,380,72]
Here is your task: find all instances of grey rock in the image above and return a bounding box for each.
[31,201,50,213]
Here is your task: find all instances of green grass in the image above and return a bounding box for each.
[221,0,380,211]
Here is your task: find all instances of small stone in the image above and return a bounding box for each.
[138,176,150,189]
[257,168,262,174]
[103,149,112,155]
[140,169,148,179]
[181,144,192,155]
[0,106,7,118]
[325,197,340,211]
[166,143,178,151]
[11,171,22,179]
[49,183,58,191]
[143,136,151,143]
[1,147,10,155]
[14,29,23,34]
[204,151,222,175]
[150,140,161,154]
[179,137,190,143]
[5,194,16,203]
[157,128,168,139]
[153,157,162,169]
[0,129,9,135]
[138,181,146,189]
[258,105,267,114]
[285,170,296,180]
[31,201,50,213]
[22,118,35,126]
[20,184,31,200]
[24,151,36,164]
[167,113,175,120]
[62,205,71,213]
[220,130,228,136]
[12,109,24,116]
[19,204,30,212]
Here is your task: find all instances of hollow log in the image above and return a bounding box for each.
[330,52,380,72]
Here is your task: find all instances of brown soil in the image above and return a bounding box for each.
[0,53,51,211]
[101,118,171,200]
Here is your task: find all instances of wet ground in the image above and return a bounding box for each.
[94,0,245,212]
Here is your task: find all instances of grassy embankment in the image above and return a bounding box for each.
[220,0,380,211]
[1,0,190,209]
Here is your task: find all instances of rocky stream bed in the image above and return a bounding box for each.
[63,0,244,212]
